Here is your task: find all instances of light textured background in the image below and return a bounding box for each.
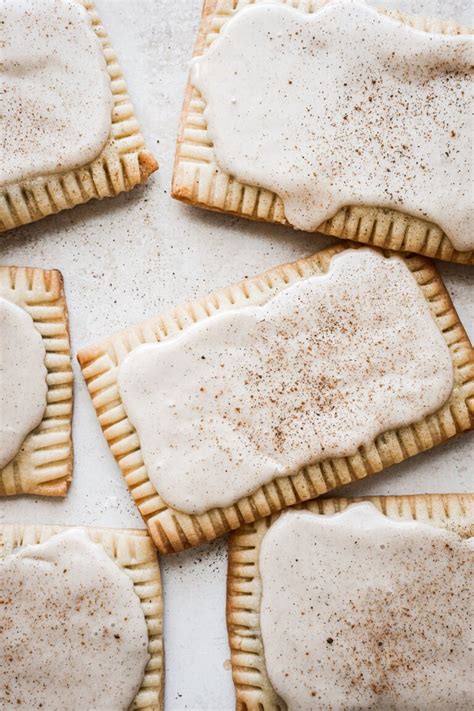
[1,1,473,709]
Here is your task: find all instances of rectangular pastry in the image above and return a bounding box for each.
[1,0,157,234]
[77,245,474,553]
[0,266,73,496]
[172,0,474,264]
[227,492,474,710]
[0,523,164,710]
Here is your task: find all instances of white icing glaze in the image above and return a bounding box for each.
[259,503,474,710]
[1,0,113,185]
[0,298,47,469]
[191,0,474,251]
[0,529,149,710]
[118,249,453,515]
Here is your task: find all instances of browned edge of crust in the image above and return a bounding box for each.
[0,0,158,235]
[226,492,474,711]
[0,266,74,497]
[0,523,164,711]
[171,0,474,266]
[139,151,160,181]
[77,245,474,554]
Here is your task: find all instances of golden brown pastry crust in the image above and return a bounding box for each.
[0,266,73,496]
[172,0,473,265]
[0,524,164,710]
[0,0,158,235]
[227,492,474,711]
[77,244,474,553]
